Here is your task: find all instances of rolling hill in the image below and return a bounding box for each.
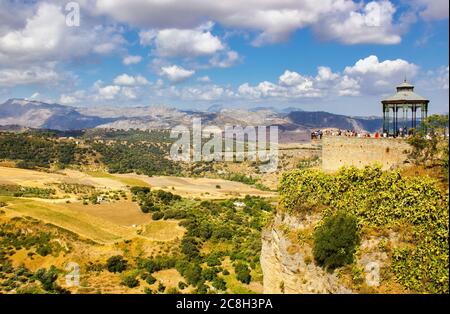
[0,98,383,133]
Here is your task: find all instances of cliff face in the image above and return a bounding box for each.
[260,211,352,294]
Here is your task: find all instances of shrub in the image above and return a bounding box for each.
[130,186,150,195]
[140,256,177,273]
[181,237,200,260]
[152,211,164,220]
[36,244,52,257]
[205,253,222,267]
[122,275,139,288]
[157,282,166,293]
[234,263,251,284]
[178,281,188,290]
[195,281,209,294]
[212,226,233,240]
[146,274,157,285]
[106,255,128,273]
[34,267,58,292]
[313,212,359,269]
[163,209,187,219]
[140,200,156,213]
[201,267,217,281]
[180,263,202,286]
[212,277,227,291]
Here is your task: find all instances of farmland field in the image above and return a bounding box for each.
[116,173,277,199]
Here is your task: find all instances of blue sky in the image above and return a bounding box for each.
[0,0,448,116]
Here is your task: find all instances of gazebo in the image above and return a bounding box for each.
[381,80,429,137]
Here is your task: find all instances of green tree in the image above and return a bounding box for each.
[122,275,139,288]
[106,255,128,273]
[212,277,227,291]
[408,114,449,172]
[234,262,251,284]
[313,212,360,269]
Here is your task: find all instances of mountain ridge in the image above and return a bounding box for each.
[0,98,383,133]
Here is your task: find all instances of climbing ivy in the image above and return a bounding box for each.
[279,165,449,293]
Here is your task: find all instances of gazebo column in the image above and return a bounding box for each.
[382,105,386,134]
[414,105,418,129]
[385,106,389,136]
[420,104,424,131]
[402,105,408,131]
[394,105,398,137]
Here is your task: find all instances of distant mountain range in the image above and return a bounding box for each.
[0,99,114,130]
[0,98,383,134]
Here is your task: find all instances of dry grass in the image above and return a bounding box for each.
[152,269,185,290]
[1,197,131,243]
[84,171,150,187]
[141,220,185,242]
[116,173,276,199]
[66,199,151,227]
[0,166,127,191]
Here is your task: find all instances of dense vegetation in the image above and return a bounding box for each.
[0,217,73,293]
[407,114,449,180]
[131,187,181,214]
[313,212,360,269]
[131,189,273,293]
[280,166,448,293]
[90,141,180,176]
[0,133,85,169]
[0,130,182,175]
[0,184,56,199]
[0,130,274,181]
[221,173,272,191]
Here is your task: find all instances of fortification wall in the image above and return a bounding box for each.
[321,136,411,171]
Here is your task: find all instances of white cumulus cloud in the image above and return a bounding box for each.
[96,0,410,46]
[140,22,224,57]
[160,65,195,83]
[113,74,149,86]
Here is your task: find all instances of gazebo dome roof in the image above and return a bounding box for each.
[382,80,429,103]
[396,80,414,90]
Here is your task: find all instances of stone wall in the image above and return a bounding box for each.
[321,136,411,171]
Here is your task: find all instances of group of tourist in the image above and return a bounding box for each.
[311,127,417,140]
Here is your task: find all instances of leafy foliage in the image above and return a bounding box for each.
[234,262,251,284]
[91,141,180,176]
[313,212,360,269]
[0,184,56,199]
[106,255,128,273]
[132,187,181,214]
[407,114,449,179]
[0,133,85,168]
[121,275,139,288]
[279,165,449,293]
